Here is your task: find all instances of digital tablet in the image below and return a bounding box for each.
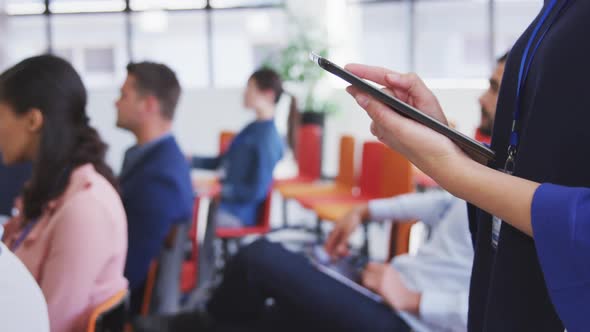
[310,53,495,164]
[304,244,383,303]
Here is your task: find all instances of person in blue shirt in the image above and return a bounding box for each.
[189,68,284,228]
[115,62,193,315]
[344,1,590,330]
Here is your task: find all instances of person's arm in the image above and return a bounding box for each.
[345,63,590,330]
[530,184,590,330]
[434,155,538,236]
[190,155,223,170]
[325,191,454,257]
[39,191,124,332]
[324,204,370,257]
[345,64,538,236]
[368,190,455,227]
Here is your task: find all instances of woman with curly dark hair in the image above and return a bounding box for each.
[0,55,127,332]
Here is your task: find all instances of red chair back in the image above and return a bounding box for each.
[295,124,322,181]
[357,142,386,197]
[216,190,273,238]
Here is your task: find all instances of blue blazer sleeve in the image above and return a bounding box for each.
[191,155,223,170]
[531,183,590,331]
[124,174,193,289]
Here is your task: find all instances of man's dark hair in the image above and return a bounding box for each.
[126,61,181,120]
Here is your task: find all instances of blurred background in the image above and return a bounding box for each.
[0,0,542,175]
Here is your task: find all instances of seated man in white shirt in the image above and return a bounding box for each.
[135,191,473,332]
[0,226,49,332]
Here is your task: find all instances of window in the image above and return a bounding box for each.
[129,0,206,11]
[84,47,116,73]
[0,15,47,71]
[211,8,287,87]
[494,0,542,56]
[415,0,490,78]
[4,0,45,15]
[0,0,547,83]
[352,1,411,73]
[49,0,126,13]
[209,0,284,8]
[131,11,209,88]
[51,13,127,87]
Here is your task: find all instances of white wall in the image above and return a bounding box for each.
[87,86,484,176]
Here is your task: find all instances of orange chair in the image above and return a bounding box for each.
[87,289,128,332]
[388,222,415,260]
[278,135,355,201]
[295,141,387,210]
[380,149,416,259]
[281,141,383,239]
[276,135,354,229]
[273,124,323,228]
[219,130,235,154]
[140,261,159,316]
[309,145,414,251]
[310,146,414,219]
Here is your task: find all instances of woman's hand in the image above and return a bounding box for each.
[344,64,467,178]
[344,64,541,238]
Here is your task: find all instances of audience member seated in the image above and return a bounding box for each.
[189,68,284,228]
[0,55,127,332]
[0,225,49,332]
[115,61,193,315]
[134,190,473,332]
[0,157,31,218]
[474,52,507,146]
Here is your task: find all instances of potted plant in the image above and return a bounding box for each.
[263,13,338,128]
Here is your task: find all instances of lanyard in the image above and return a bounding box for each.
[491,0,571,249]
[10,219,38,252]
[505,0,570,172]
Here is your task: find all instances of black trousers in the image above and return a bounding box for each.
[205,239,410,332]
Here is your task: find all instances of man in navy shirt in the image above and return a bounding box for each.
[116,62,193,315]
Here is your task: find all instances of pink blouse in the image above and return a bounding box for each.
[4,164,128,332]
